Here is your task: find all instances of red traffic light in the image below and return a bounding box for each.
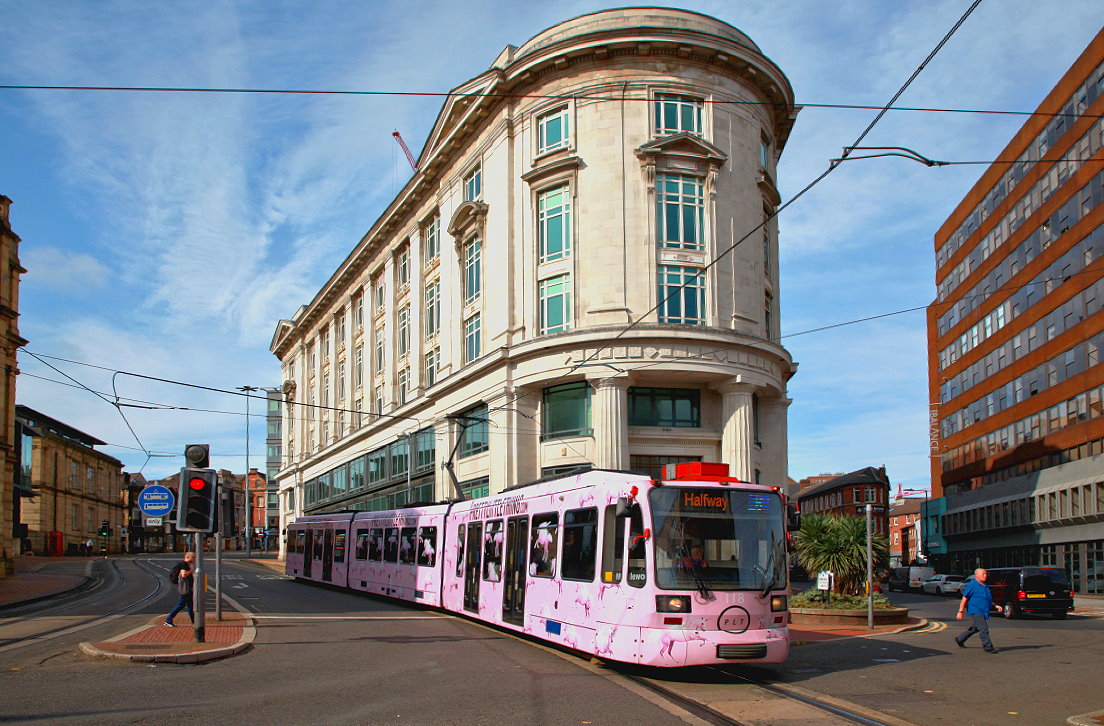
[189,477,208,491]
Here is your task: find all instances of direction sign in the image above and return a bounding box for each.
[138,485,175,517]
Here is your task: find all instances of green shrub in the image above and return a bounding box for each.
[790,589,896,610]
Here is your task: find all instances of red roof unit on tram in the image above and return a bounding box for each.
[663,461,740,482]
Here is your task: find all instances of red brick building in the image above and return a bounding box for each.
[795,466,891,536]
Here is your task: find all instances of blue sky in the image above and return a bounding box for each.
[1,1,1100,484]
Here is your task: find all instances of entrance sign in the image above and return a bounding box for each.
[138,485,175,517]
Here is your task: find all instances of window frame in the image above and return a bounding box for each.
[653,93,704,136]
[536,105,571,155]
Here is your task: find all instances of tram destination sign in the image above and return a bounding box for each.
[138,485,175,517]
[679,489,729,513]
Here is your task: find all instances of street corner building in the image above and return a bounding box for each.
[926,29,1104,592]
[269,8,800,552]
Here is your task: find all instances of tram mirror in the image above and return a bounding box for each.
[615,497,637,519]
[786,503,801,532]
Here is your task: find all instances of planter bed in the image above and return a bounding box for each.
[790,607,910,625]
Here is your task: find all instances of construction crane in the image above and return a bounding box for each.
[392,131,417,172]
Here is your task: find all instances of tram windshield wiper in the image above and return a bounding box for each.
[758,537,782,598]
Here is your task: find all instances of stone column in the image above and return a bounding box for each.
[588,374,631,471]
[716,382,757,482]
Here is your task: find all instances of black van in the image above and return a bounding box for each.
[986,567,1074,619]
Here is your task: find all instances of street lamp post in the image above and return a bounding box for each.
[238,385,259,557]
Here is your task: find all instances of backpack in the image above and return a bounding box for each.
[169,563,184,585]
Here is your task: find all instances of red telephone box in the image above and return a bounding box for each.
[47,531,64,556]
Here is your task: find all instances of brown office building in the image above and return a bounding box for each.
[927,30,1104,593]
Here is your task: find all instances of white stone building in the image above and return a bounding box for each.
[270,8,799,555]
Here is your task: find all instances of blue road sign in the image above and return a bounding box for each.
[138,485,175,517]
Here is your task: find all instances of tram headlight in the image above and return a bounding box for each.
[656,595,691,613]
[770,595,788,612]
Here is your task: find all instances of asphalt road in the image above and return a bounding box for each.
[1,558,1101,725]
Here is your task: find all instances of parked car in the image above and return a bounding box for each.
[986,566,1074,619]
[888,566,935,592]
[921,574,966,596]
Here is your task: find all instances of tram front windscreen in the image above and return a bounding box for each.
[650,487,786,592]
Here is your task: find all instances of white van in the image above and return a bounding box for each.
[888,566,935,592]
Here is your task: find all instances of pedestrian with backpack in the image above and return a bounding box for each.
[163,551,196,627]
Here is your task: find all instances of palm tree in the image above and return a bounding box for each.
[794,512,889,595]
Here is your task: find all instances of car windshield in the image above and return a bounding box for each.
[649,487,785,591]
[946,576,965,582]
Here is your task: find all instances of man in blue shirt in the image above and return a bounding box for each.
[955,567,998,653]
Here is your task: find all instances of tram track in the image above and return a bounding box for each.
[615,664,908,726]
[0,557,166,653]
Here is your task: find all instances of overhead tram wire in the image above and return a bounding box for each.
[1,84,1097,121]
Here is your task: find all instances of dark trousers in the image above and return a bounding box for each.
[957,613,994,650]
[166,592,194,623]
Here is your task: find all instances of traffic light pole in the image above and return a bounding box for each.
[214,532,222,621]
[193,533,205,642]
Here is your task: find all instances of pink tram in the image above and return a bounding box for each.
[285,462,799,667]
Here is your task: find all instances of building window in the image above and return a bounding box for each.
[425,347,439,387]
[373,386,384,418]
[424,214,440,262]
[337,361,346,402]
[629,387,701,427]
[373,275,385,310]
[630,454,702,480]
[764,292,773,338]
[537,106,570,155]
[539,275,572,335]
[398,305,411,358]
[335,309,346,345]
[464,314,481,363]
[458,404,489,458]
[424,281,440,339]
[464,165,482,202]
[397,367,410,406]
[762,225,771,277]
[354,294,364,328]
[397,245,410,288]
[538,186,571,263]
[657,265,705,325]
[657,174,704,250]
[654,93,703,136]
[542,382,591,440]
[373,327,385,374]
[463,238,482,306]
[355,346,363,388]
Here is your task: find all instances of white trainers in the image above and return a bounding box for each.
[163,621,174,627]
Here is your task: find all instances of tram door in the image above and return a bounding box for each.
[502,515,529,626]
[463,522,483,613]
[303,530,314,577]
[322,529,334,582]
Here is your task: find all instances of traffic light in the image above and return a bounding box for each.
[184,443,210,468]
[177,468,218,532]
[99,520,110,537]
[218,487,237,538]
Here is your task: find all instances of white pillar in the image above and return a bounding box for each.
[588,374,630,470]
[716,382,757,482]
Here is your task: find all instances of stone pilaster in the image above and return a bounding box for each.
[715,382,757,482]
[588,374,630,470]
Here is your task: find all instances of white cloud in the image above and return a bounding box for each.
[21,247,111,291]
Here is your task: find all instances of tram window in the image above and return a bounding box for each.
[368,527,384,562]
[334,529,347,563]
[354,529,370,560]
[530,513,559,578]
[484,519,503,582]
[627,507,647,588]
[562,508,597,581]
[399,527,417,565]
[295,531,305,554]
[313,531,323,560]
[417,526,437,567]
[384,527,400,562]
[600,506,625,584]
[456,524,466,577]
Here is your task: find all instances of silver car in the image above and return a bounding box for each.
[921,574,966,596]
